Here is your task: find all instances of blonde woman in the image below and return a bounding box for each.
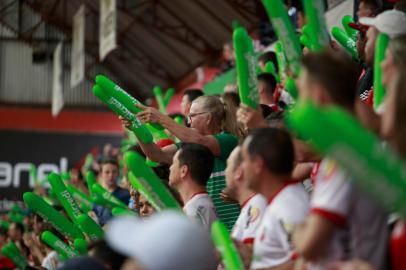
[121,95,241,230]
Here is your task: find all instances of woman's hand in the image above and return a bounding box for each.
[135,103,164,124]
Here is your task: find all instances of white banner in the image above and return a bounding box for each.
[70,5,85,88]
[52,42,64,117]
[99,0,117,61]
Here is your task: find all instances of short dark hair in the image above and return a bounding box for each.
[246,128,294,175]
[360,0,380,14]
[100,159,119,171]
[258,51,279,73]
[88,239,126,270]
[177,143,214,186]
[301,50,360,107]
[257,73,277,96]
[12,222,25,234]
[184,89,204,103]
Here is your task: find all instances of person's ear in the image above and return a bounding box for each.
[180,165,188,178]
[253,156,264,175]
[206,112,213,126]
[234,165,244,183]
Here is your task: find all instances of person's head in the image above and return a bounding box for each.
[169,143,214,189]
[355,28,368,61]
[221,92,240,108]
[138,194,155,218]
[361,10,406,65]
[241,128,294,192]
[88,239,126,270]
[299,50,359,109]
[357,0,379,18]
[181,89,204,116]
[258,51,278,72]
[99,160,119,190]
[381,35,406,87]
[257,73,277,104]
[223,42,234,62]
[189,95,240,136]
[225,146,245,201]
[8,222,24,241]
[0,227,8,247]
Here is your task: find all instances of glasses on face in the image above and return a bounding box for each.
[187,111,209,123]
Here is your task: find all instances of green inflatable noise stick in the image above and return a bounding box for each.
[275,41,287,82]
[41,231,78,259]
[0,220,9,230]
[1,242,28,270]
[76,214,104,240]
[92,85,153,144]
[91,183,128,209]
[233,27,259,109]
[23,192,84,240]
[300,34,311,49]
[74,238,88,255]
[95,75,164,131]
[112,207,138,217]
[303,0,329,51]
[373,33,389,111]
[331,26,358,60]
[85,171,97,196]
[92,194,123,209]
[262,0,302,76]
[30,164,39,186]
[285,77,298,100]
[264,61,280,83]
[48,173,82,223]
[286,101,406,217]
[8,213,24,225]
[66,185,93,213]
[342,15,357,40]
[163,88,175,108]
[153,86,168,114]
[125,151,181,211]
[211,221,244,270]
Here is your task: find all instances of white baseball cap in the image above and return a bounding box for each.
[359,10,406,38]
[106,211,217,270]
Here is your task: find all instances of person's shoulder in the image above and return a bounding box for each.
[213,132,238,141]
[271,184,309,219]
[248,194,268,210]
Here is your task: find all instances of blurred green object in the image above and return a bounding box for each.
[211,221,244,270]
[163,88,175,108]
[342,15,357,40]
[331,26,359,60]
[285,77,298,100]
[286,101,406,217]
[1,242,28,269]
[303,0,329,51]
[76,214,104,241]
[203,68,236,95]
[373,33,389,111]
[74,238,88,255]
[41,231,78,259]
[112,207,138,217]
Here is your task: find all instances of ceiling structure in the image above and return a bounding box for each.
[0,0,260,100]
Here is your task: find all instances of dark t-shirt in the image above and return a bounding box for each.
[93,186,130,226]
[357,66,373,101]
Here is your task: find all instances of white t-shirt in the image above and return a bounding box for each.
[232,194,267,244]
[183,192,217,231]
[307,158,389,270]
[251,182,310,269]
[42,251,59,270]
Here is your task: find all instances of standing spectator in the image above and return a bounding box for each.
[180,89,204,117]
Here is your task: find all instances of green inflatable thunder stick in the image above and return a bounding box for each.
[233,27,259,109]
[125,151,181,211]
[342,15,357,40]
[211,221,244,270]
[41,231,78,259]
[262,0,302,76]
[23,192,84,240]
[331,26,358,60]
[76,214,104,241]
[286,101,406,217]
[1,242,28,269]
[92,85,153,144]
[74,238,88,255]
[303,0,329,51]
[373,33,390,111]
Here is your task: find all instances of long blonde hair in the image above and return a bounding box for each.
[193,95,241,137]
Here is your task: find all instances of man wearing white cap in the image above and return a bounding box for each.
[169,143,217,230]
[106,211,217,270]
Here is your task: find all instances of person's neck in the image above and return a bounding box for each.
[260,95,274,105]
[238,189,256,207]
[105,184,117,193]
[178,181,206,205]
[260,172,291,200]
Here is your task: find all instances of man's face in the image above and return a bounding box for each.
[181,95,192,116]
[365,27,379,66]
[381,49,396,87]
[8,223,21,241]
[225,147,241,198]
[139,195,155,218]
[100,163,118,189]
[169,151,182,187]
[357,2,374,18]
[356,32,367,61]
[241,138,261,192]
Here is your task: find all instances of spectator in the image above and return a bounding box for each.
[180,89,204,117]
[138,194,156,218]
[241,128,309,269]
[357,0,381,18]
[93,159,130,226]
[257,73,279,111]
[293,51,389,270]
[169,143,217,230]
[88,239,126,270]
[225,146,267,245]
